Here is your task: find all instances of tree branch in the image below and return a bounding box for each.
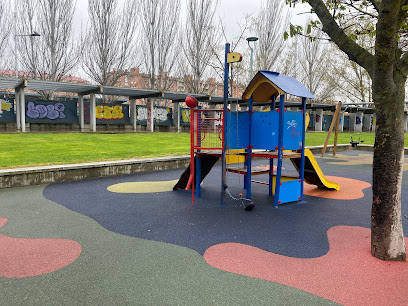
[367,0,380,12]
[308,0,375,76]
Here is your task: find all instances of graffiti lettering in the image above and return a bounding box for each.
[355,116,361,125]
[287,120,300,139]
[181,109,190,123]
[27,102,66,120]
[137,107,170,122]
[96,105,124,120]
[155,108,170,121]
[287,120,297,129]
[0,100,12,118]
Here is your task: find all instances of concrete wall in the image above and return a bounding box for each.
[0,156,192,189]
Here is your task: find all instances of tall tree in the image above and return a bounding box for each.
[332,53,372,103]
[15,0,40,78]
[37,0,77,83]
[15,0,77,87]
[298,26,337,101]
[331,25,374,103]
[181,0,219,94]
[139,0,181,91]
[0,0,11,69]
[82,0,138,86]
[289,0,408,261]
[254,0,291,72]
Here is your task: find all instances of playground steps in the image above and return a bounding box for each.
[226,165,270,176]
[251,151,302,159]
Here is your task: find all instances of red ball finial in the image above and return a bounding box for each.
[185,95,198,109]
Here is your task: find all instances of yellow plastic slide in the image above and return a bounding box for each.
[290,149,340,190]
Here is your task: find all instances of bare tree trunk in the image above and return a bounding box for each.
[0,0,11,69]
[254,0,290,73]
[298,26,337,101]
[15,0,78,98]
[140,0,180,91]
[82,0,138,87]
[181,0,219,94]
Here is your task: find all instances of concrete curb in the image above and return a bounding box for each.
[0,156,191,189]
[0,144,373,189]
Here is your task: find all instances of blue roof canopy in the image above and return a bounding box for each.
[242,71,314,102]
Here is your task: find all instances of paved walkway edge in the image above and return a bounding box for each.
[0,144,373,189]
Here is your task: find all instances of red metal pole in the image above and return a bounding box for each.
[185,96,199,205]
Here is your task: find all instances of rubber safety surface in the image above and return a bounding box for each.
[2,150,408,305]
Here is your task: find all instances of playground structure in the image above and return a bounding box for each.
[175,43,339,209]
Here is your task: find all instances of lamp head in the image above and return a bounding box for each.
[246,36,258,42]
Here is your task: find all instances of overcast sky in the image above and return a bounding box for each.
[73,0,311,39]
[70,0,311,80]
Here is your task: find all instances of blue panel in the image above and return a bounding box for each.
[251,111,279,150]
[259,71,314,99]
[0,98,15,122]
[283,111,303,150]
[278,179,301,204]
[322,114,333,131]
[343,115,349,128]
[226,110,303,151]
[225,111,249,149]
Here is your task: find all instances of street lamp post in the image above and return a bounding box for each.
[14,32,41,78]
[14,31,40,133]
[246,36,258,81]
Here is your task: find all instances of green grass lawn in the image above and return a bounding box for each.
[0,131,403,169]
[0,133,191,169]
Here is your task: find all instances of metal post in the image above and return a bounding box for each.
[249,46,253,81]
[130,98,136,132]
[271,95,276,111]
[246,94,253,200]
[173,102,180,132]
[20,89,26,132]
[90,93,96,132]
[78,95,84,131]
[300,97,306,201]
[246,37,258,81]
[15,90,20,130]
[221,43,230,205]
[274,94,285,207]
[14,32,41,78]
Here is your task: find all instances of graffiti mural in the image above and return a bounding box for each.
[84,102,130,124]
[136,106,172,125]
[180,108,191,126]
[0,98,15,122]
[25,100,77,123]
[96,105,125,120]
[27,102,66,120]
